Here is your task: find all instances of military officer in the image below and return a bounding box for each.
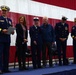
[71,18,76,64]
[55,16,69,66]
[0,5,14,74]
[29,17,42,69]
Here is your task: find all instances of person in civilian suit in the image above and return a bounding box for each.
[71,18,76,64]
[55,16,69,66]
[41,17,55,67]
[29,17,42,69]
[16,16,28,70]
[0,5,14,74]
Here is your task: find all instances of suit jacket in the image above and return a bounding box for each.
[40,24,55,43]
[55,22,69,39]
[16,23,28,45]
[29,25,42,45]
[0,16,12,43]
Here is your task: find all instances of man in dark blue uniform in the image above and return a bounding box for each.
[41,17,55,67]
[71,18,76,64]
[0,5,14,74]
[29,17,42,69]
[55,16,69,66]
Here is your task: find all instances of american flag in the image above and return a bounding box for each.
[0,0,75,62]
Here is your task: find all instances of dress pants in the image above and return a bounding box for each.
[0,42,10,71]
[42,42,53,67]
[73,40,76,64]
[56,39,67,65]
[31,43,42,69]
[17,43,27,69]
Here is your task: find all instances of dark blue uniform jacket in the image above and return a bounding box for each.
[55,22,69,39]
[29,25,42,45]
[0,16,12,43]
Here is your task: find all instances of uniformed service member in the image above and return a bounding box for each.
[0,5,14,74]
[71,18,76,64]
[29,17,42,69]
[55,16,69,66]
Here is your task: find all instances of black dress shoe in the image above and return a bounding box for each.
[42,65,46,68]
[49,64,53,67]
[63,63,68,66]
[33,67,37,69]
[19,68,23,71]
[63,63,69,66]
[22,67,28,70]
[38,66,42,68]
[3,70,11,73]
[59,63,62,66]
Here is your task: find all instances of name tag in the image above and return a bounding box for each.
[65,27,68,30]
[0,20,4,22]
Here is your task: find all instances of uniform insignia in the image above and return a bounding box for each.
[0,20,4,22]
[58,26,61,28]
[0,28,2,31]
[72,27,75,29]
[9,21,12,25]
[65,27,68,30]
